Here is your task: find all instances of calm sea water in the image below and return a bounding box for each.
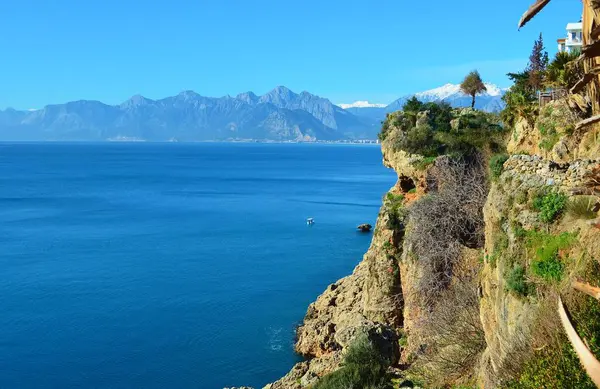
[0,143,396,389]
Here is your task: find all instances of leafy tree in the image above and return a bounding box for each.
[460,70,487,108]
[403,96,424,114]
[402,96,424,126]
[507,71,534,96]
[501,71,538,128]
[527,33,549,91]
[545,50,583,89]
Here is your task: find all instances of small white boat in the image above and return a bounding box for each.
[306,218,315,225]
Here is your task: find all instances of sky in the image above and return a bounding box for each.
[0,0,583,109]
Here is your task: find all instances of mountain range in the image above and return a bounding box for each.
[0,83,506,142]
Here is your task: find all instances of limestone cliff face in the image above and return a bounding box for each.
[478,102,600,386]
[264,129,424,389]
[478,157,600,385]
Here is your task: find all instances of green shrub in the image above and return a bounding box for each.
[413,156,437,170]
[539,132,560,151]
[489,154,509,180]
[506,265,532,296]
[500,72,538,129]
[385,193,406,230]
[531,251,564,282]
[525,230,576,283]
[545,50,584,90]
[313,335,392,389]
[532,190,567,223]
[567,196,598,220]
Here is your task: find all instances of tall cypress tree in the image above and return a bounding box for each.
[527,33,549,91]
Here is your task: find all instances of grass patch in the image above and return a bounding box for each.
[530,251,564,282]
[525,230,576,284]
[539,133,561,151]
[537,109,561,152]
[503,340,597,389]
[532,190,567,223]
[413,156,437,170]
[567,196,598,220]
[487,229,509,269]
[489,154,509,180]
[506,265,532,296]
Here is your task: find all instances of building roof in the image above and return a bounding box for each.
[566,22,583,30]
[557,38,566,42]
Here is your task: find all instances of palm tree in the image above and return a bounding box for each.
[460,71,487,108]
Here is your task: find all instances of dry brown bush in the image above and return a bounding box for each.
[408,261,486,387]
[408,155,488,303]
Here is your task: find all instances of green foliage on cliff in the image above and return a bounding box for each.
[503,261,600,389]
[532,190,567,223]
[380,98,504,158]
[503,339,596,389]
[545,50,583,89]
[313,335,392,389]
[385,193,406,230]
[501,38,581,131]
[501,71,537,129]
[506,265,532,296]
[526,230,575,283]
[489,154,509,180]
[537,107,561,151]
[487,228,509,269]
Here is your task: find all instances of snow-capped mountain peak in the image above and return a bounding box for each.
[415,83,505,100]
[337,101,387,109]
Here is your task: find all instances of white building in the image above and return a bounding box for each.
[558,22,583,53]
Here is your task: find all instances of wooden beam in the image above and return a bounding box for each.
[583,40,600,59]
[571,73,596,94]
[573,280,600,301]
[558,297,600,388]
[576,114,600,130]
[592,23,600,40]
[518,0,552,29]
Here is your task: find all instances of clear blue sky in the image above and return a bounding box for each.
[0,0,582,109]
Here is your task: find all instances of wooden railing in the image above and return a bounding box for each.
[538,88,568,107]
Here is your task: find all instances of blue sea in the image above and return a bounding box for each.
[0,143,396,389]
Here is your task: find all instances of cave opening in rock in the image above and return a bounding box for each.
[399,175,416,193]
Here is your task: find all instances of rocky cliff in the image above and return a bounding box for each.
[251,99,600,389]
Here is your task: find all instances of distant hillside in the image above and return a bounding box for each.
[340,83,507,123]
[0,87,379,142]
